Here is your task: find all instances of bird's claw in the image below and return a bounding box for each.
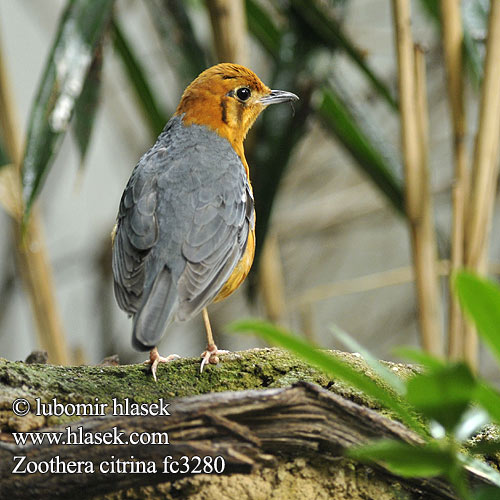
[200,344,229,373]
[145,351,180,382]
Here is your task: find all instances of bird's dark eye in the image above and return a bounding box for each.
[236,87,251,101]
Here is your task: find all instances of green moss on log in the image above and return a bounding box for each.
[0,347,418,430]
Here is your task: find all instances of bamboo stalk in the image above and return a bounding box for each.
[291,261,450,307]
[0,164,21,218]
[294,265,419,307]
[0,38,69,364]
[413,45,443,355]
[259,232,286,324]
[291,260,500,307]
[392,0,421,220]
[463,0,500,368]
[464,0,500,269]
[440,0,468,360]
[298,302,316,342]
[391,0,442,356]
[206,0,248,65]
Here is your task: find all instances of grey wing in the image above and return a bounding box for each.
[112,158,159,316]
[174,154,254,321]
[113,148,183,351]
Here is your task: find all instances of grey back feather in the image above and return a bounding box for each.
[112,115,254,350]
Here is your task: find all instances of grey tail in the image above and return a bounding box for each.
[132,267,177,351]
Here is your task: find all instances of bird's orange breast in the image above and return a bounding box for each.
[214,226,255,302]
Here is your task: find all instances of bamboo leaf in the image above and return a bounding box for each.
[244,0,404,270]
[249,73,312,274]
[474,487,500,500]
[462,25,484,88]
[458,454,500,489]
[245,0,282,59]
[317,85,405,214]
[454,272,500,365]
[393,347,446,370]
[0,134,9,168]
[146,0,208,84]
[290,0,397,109]
[72,41,103,166]
[330,324,406,396]
[418,0,484,87]
[454,407,490,442]
[348,439,453,477]
[21,0,114,220]
[474,382,500,424]
[229,319,424,434]
[111,19,168,137]
[406,362,476,432]
[458,1,487,88]
[466,438,500,456]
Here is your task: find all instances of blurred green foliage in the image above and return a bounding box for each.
[455,272,500,366]
[230,271,500,499]
[0,135,9,167]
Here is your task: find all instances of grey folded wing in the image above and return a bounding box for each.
[112,156,159,316]
[112,126,254,349]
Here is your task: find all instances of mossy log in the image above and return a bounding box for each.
[0,348,488,499]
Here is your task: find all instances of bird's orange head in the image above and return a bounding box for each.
[175,63,298,160]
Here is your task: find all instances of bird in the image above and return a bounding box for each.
[111,63,298,380]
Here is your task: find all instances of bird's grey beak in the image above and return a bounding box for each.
[259,89,299,106]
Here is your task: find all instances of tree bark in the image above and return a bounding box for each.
[0,348,488,499]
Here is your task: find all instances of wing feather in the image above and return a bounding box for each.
[112,116,254,348]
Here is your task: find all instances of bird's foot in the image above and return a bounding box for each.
[200,344,229,373]
[145,347,180,382]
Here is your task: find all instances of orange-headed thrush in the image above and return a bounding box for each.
[112,63,298,379]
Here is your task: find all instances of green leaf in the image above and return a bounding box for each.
[458,454,500,489]
[248,63,313,276]
[229,319,424,434]
[474,487,500,500]
[462,25,484,89]
[348,439,453,477]
[290,0,397,109]
[330,324,406,395]
[317,86,405,214]
[406,363,476,431]
[21,0,114,220]
[418,0,440,19]
[0,133,10,167]
[245,0,282,59]
[454,272,500,365]
[145,0,208,83]
[393,346,446,370]
[466,438,500,456]
[454,407,490,442]
[418,0,484,88]
[72,41,103,166]
[111,19,168,137]
[474,382,500,424]
[458,0,487,89]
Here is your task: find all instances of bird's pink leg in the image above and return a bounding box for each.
[200,308,228,372]
[145,347,180,382]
